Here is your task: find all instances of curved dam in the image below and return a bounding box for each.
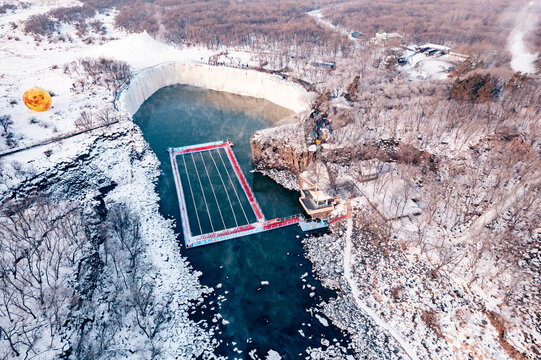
[119,62,314,116]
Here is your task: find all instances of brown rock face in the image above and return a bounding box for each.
[250,121,438,190]
[250,124,315,189]
[251,137,314,174]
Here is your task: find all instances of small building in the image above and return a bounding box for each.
[398,57,408,65]
[299,186,339,219]
[418,43,450,58]
[351,31,364,39]
[312,61,336,69]
[421,43,450,52]
[375,30,403,43]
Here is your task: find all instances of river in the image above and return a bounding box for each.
[133,84,351,358]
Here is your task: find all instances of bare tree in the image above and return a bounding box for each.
[65,58,133,109]
[0,115,13,135]
[0,196,87,358]
[74,110,95,130]
[71,203,174,359]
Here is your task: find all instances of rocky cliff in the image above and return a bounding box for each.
[250,122,315,190]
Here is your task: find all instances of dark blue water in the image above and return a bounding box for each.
[133,85,350,358]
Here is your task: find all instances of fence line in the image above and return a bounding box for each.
[0,120,120,159]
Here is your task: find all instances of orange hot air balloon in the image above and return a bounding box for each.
[23,88,52,112]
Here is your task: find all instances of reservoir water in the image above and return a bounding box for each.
[133,84,351,358]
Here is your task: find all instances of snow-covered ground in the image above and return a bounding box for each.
[304,219,520,360]
[0,120,219,358]
[343,211,420,360]
[399,49,460,81]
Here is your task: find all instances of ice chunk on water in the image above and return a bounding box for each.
[266,349,282,360]
[315,314,329,327]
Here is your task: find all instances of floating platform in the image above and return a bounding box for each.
[168,140,328,248]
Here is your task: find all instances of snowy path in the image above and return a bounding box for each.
[343,204,420,360]
[308,9,354,40]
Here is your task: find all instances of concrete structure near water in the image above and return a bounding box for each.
[299,186,339,219]
[169,141,329,247]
